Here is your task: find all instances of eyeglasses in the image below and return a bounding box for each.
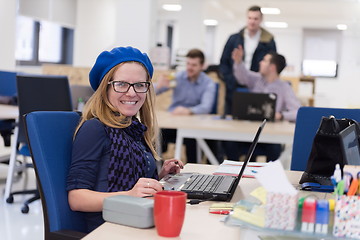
[108,81,150,93]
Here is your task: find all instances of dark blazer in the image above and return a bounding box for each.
[219,27,277,114]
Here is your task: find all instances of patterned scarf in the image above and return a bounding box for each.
[106,118,148,192]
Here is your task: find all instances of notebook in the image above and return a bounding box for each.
[231,91,277,121]
[339,124,360,165]
[160,119,267,202]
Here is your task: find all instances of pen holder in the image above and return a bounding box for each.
[333,195,360,239]
[265,192,298,231]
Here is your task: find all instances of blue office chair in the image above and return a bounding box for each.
[291,106,360,171]
[0,70,17,147]
[5,74,73,214]
[210,82,219,114]
[24,111,87,240]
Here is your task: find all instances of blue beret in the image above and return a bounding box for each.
[89,46,154,91]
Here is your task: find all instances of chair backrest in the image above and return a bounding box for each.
[16,74,73,143]
[24,111,87,236]
[0,70,17,96]
[210,83,219,114]
[291,106,360,171]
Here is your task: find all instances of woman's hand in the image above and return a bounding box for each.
[128,178,163,197]
[159,159,184,179]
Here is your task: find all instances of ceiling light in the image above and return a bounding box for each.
[203,19,218,26]
[337,24,347,30]
[261,8,281,15]
[264,21,288,28]
[162,4,182,12]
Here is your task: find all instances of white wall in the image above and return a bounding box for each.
[73,0,117,67]
[0,0,16,71]
[3,0,360,108]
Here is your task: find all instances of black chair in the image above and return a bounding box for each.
[4,74,73,213]
[24,111,87,239]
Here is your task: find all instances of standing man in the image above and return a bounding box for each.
[219,5,277,115]
[155,49,216,163]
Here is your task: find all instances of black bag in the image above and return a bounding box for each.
[299,116,360,186]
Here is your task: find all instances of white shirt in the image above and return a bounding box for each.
[243,28,261,70]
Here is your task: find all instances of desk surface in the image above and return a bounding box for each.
[157,111,295,139]
[0,104,18,120]
[83,164,322,240]
[156,111,295,167]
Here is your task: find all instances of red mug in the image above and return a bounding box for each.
[154,191,187,237]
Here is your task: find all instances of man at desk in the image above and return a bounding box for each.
[155,49,216,163]
[224,46,301,162]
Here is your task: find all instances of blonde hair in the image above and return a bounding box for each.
[76,62,160,159]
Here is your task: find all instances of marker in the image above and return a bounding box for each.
[315,200,329,234]
[335,180,345,196]
[347,178,358,196]
[301,198,316,233]
[209,210,230,215]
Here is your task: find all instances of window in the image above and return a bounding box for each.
[302,60,338,78]
[15,16,73,66]
[302,29,341,78]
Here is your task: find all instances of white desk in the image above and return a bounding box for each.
[157,111,295,169]
[83,164,327,240]
[0,104,18,120]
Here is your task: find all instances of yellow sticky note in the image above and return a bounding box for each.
[232,206,265,227]
[250,187,267,204]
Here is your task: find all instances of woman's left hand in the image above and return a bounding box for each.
[158,159,184,179]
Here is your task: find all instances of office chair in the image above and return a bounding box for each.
[24,111,87,240]
[291,106,360,171]
[0,70,17,148]
[4,74,73,213]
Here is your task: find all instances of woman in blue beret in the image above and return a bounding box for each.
[66,46,184,232]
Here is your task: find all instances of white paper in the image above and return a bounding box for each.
[213,160,267,178]
[254,160,297,195]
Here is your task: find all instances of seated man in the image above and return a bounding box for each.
[224,46,301,162]
[155,49,216,163]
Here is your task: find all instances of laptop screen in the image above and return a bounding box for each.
[231,92,277,121]
[340,124,360,165]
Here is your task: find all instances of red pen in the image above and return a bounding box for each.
[209,210,230,215]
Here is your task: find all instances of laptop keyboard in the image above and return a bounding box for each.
[181,174,224,193]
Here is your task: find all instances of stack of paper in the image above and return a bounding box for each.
[213,160,267,178]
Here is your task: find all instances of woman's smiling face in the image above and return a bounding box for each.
[107,62,148,117]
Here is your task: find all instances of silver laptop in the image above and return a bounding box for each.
[160,119,266,202]
[339,124,360,165]
[232,92,277,121]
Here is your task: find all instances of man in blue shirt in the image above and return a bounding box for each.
[155,49,216,163]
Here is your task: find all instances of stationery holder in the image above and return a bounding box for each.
[333,195,360,239]
[265,192,298,231]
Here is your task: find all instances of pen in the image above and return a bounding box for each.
[357,172,360,195]
[347,178,358,196]
[301,198,316,233]
[343,172,353,193]
[209,210,230,215]
[335,180,345,196]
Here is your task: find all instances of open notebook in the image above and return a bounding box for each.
[160,119,267,202]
